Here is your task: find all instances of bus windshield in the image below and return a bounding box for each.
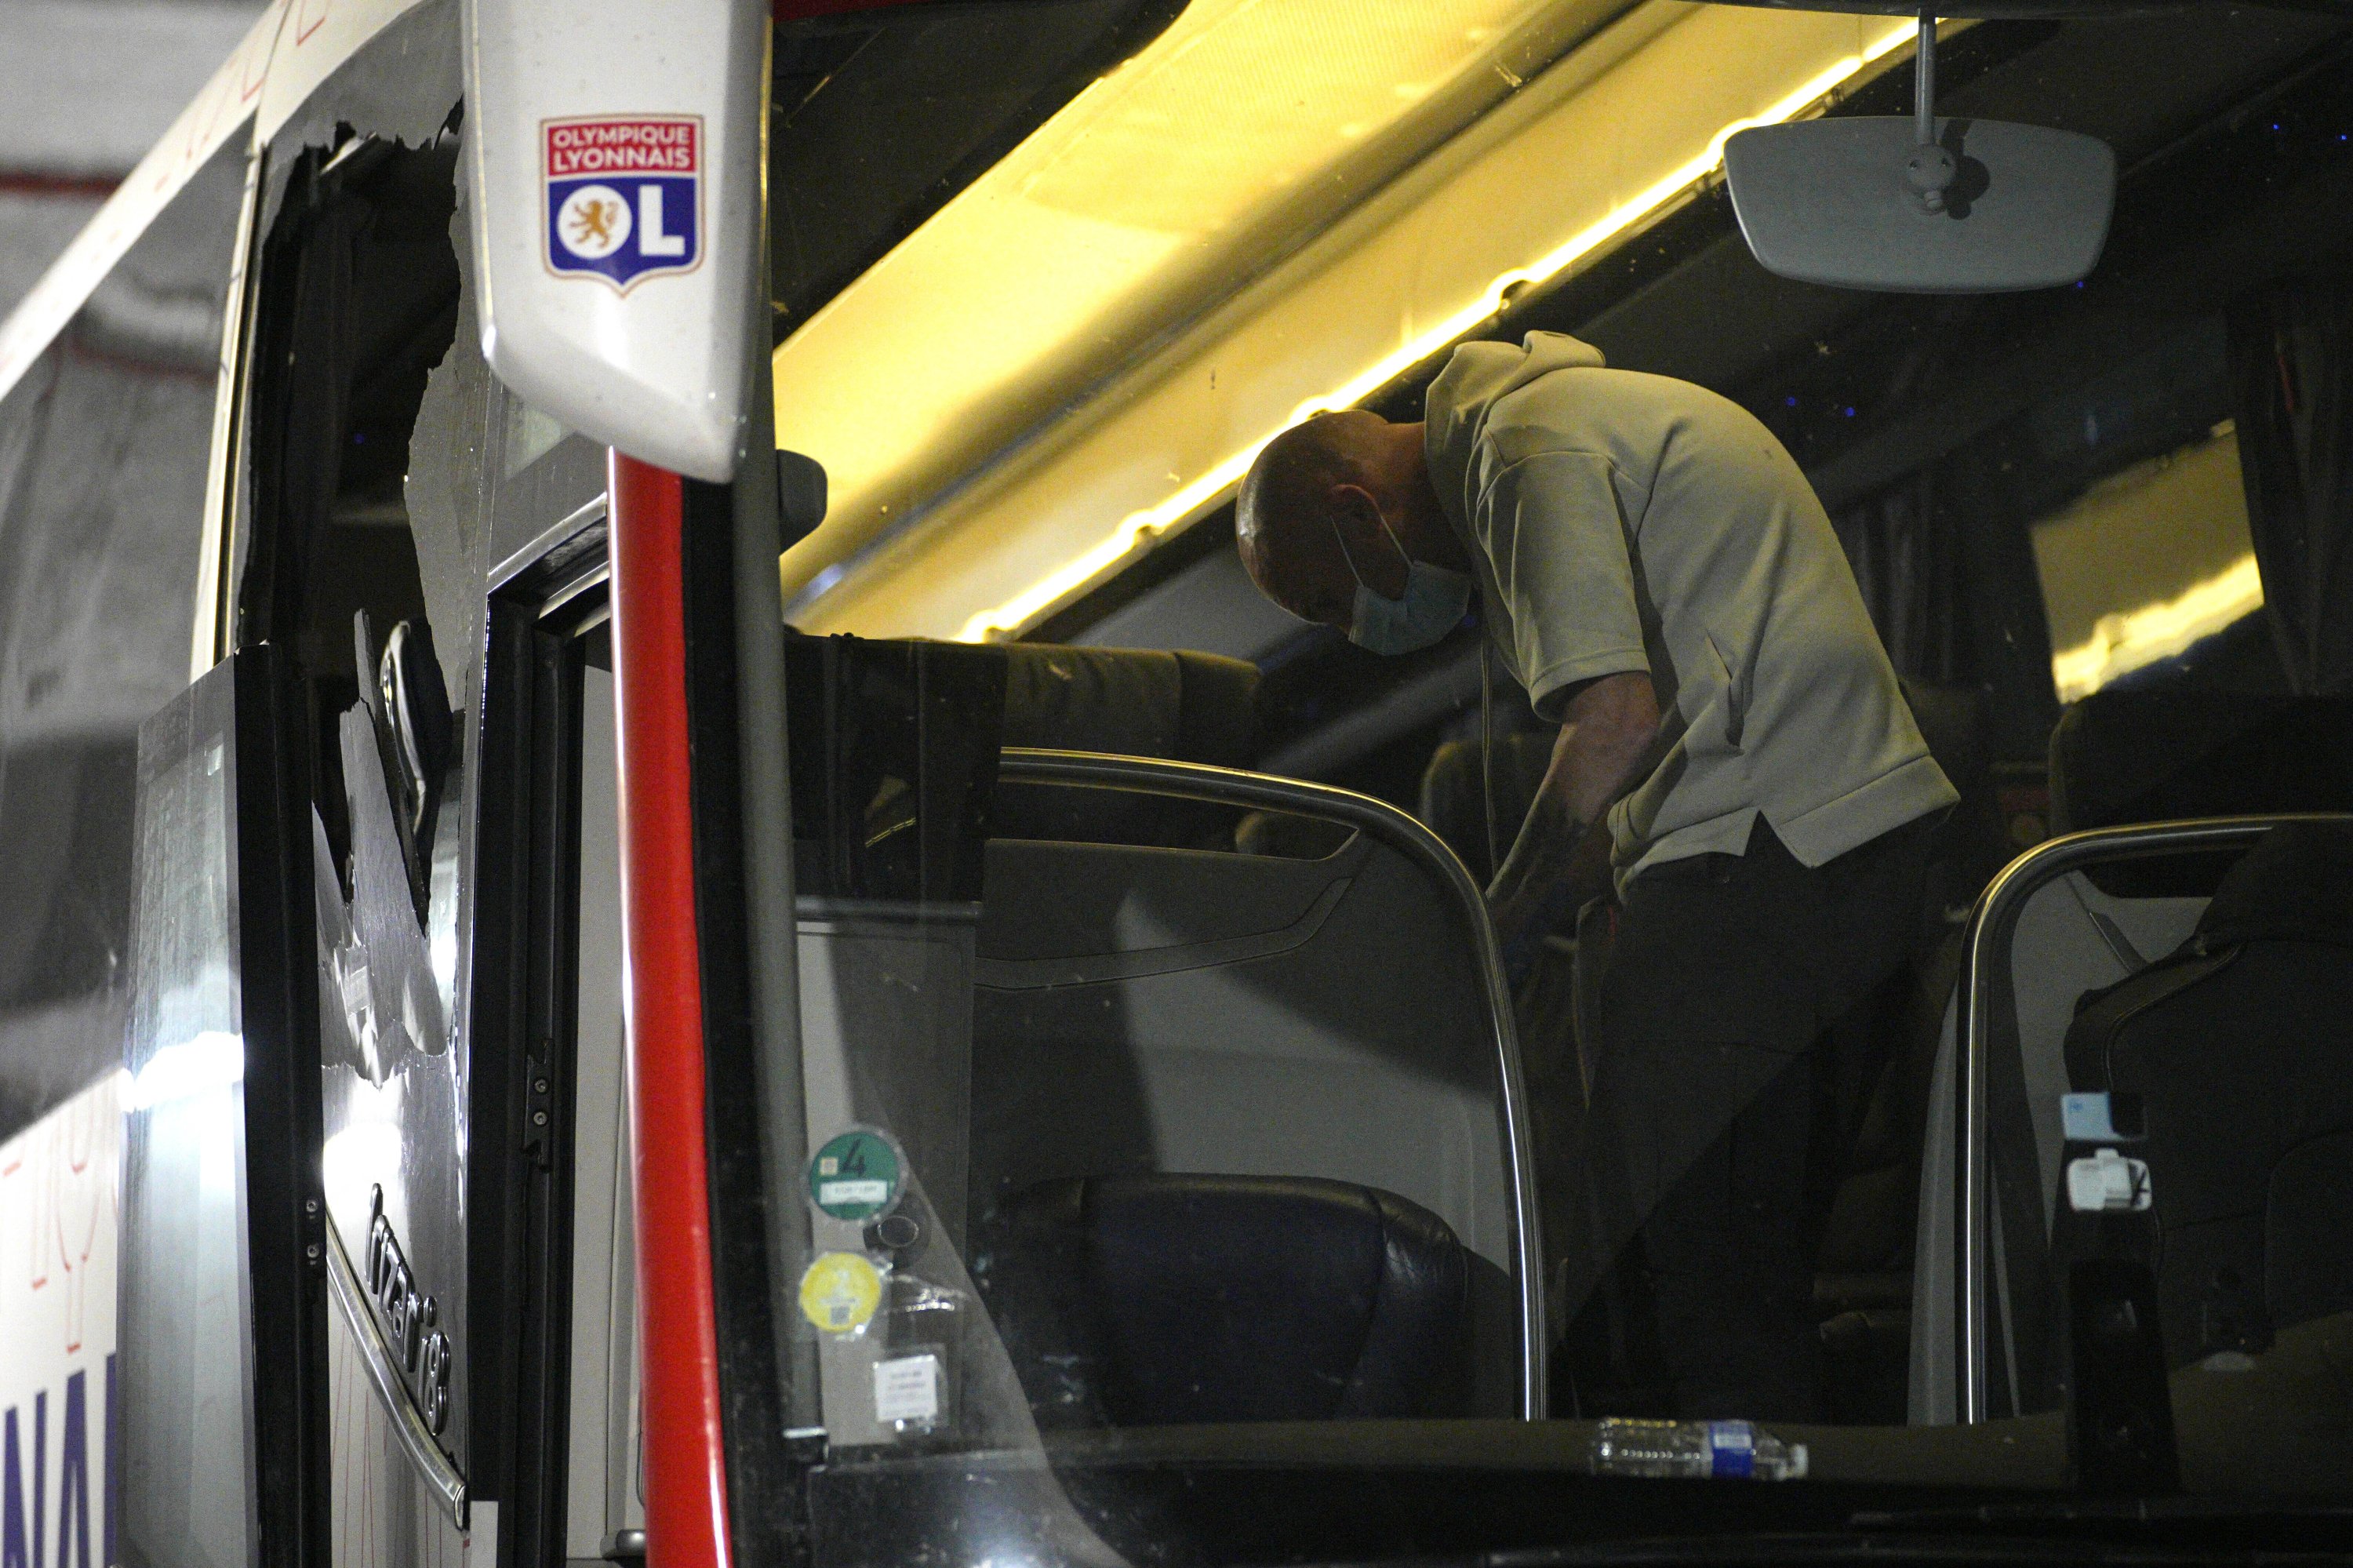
[747,1,2353,1559]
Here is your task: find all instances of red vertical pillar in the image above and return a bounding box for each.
[606,450,731,1568]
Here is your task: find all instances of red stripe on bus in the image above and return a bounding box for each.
[609,452,733,1568]
[0,172,119,200]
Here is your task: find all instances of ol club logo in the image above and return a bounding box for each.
[544,116,701,289]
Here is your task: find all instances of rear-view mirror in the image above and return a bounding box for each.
[1725,115,2115,293]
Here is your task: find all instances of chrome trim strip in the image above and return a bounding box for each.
[1951,812,2353,1422]
[490,493,609,591]
[324,1209,468,1527]
[997,747,1547,1418]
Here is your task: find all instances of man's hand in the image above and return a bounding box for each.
[1487,671,1661,980]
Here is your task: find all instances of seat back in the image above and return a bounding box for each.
[1911,864,2209,1421]
[1911,813,2353,1426]
[979,1174,1473,1426]
[970,822,1528,1416]
[782,642,1539,1432]
[2049,690,2353,837]
[2064,822,2353,1366]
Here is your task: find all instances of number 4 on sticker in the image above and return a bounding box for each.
[808,1128,903,1223]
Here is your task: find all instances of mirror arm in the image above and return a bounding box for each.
[1915,12,1937,144]
[1904,14,1958,213]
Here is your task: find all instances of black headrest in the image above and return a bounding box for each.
[2195,821,2353,950]
[1001,646,1259,767]
[2049,692,2353,835]
[978,1173,1471,1427]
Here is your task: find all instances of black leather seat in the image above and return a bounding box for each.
[976,1174,1473,1427]
[993,644,1263,848]
[2049,690,2353,835]
[2064,821,2353,1366]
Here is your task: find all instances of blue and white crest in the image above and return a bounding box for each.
[544,117,702,290]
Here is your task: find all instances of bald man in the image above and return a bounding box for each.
[1238,332,1955,1419]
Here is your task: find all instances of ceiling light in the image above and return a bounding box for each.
[953,19,1912,642]
[780,4,1918,641]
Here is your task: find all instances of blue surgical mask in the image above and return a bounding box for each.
[1340,515,1474,656]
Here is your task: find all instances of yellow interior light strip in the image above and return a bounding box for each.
[2050,552,2265,703]
[953,19,1915,642]
[955,448,1266,642]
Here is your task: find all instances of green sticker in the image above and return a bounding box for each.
[808,1128,903,1222]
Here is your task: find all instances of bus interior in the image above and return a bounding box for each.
[737,0,2353,1455]
[5,1,2351,1564]
[335,0,2353,1541]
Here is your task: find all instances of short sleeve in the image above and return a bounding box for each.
[1476,450,1650,721]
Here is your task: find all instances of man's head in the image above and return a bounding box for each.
[1236,410,1467,643]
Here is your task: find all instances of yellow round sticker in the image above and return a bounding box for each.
[798,1251,883,1336]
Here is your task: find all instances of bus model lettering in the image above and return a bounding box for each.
[363,1186,448,1421]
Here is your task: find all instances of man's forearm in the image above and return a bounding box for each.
[1486,671,1663,980]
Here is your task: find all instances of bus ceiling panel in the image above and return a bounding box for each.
[1754,24,2353,507]
[769,0,1191,339]
[791,1,2348,651]
[1042,13,2350,738]
[1079,544,1312,668]
[774,0,1896,642]
[1435,4,2348,507]
[1499,8,2343,411]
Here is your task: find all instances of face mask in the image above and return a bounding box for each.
[1340,515,1474,656]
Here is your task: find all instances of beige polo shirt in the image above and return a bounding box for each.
[1424,332,1955,881]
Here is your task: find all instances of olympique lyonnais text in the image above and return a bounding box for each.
[546,119,700,177]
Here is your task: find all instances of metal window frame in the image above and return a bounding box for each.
[1951,811,2353,1424]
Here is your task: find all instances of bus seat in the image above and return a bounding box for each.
[994,644,1260,847]
[2049,690,2353,835]
[2063,822,2353,1367]
[976,1173,1474,1427]
[2002,870,2209,1226]
[784,636,1264,888]
[970,828,1526,1415]
[1907,861,2213,1422]
[1417,730,1555,888]
[1814,678,2006,1279]
[1001,644,1259,766]
[1415,731,1586,1306]
[1810,682,2033,1420]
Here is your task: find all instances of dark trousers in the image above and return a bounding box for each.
[1561,813,1936,1421]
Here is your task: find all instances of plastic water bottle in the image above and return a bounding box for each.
[1589,1418,1809,1480]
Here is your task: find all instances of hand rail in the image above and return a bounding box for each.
[995,747,1547,1419]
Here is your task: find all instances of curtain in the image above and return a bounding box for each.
[1832,467,1968,687]
[2231,278,2353,693]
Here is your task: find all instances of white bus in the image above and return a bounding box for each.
[0,0,2346,1565]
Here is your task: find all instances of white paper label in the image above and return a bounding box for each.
[872,1353,940,1425]
[818,1178,891,1207]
